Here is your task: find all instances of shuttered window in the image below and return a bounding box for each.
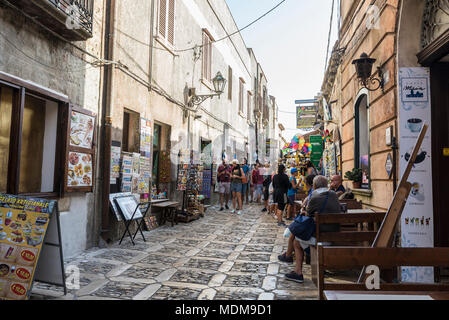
[158,0,175,45]
[228,67,232,101]
[247,91,252,121]
[202,30,212,82]
[239,78,244,114]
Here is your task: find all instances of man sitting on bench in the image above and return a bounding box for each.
[285,176,341,283]
[278,174,316,264]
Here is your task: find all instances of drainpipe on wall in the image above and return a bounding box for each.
[100,0,116,242]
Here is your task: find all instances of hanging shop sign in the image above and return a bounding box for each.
[310,135,324,169]
[296,104,318,129]
[399,67,434,283]
[65,106,97,193]
[0,194,65,300]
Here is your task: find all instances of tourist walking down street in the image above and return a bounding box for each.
[242,158,250,205]
[305,160,318,176]
[217,159,232,211]
[272,164,290,227]
[286,168,299,220]
[252,163,264,204]
[230,159,245,215]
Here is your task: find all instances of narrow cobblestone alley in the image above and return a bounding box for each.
[31,204,318,300]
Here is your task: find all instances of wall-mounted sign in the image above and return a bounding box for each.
[385,153,393,178]
[400,76,430,103]
[399,67,434,283]
[443,148,449,157]
[65,105,96,193]
[296,104,317,129]
[70,111,95,149]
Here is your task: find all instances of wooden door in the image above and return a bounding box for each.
[430,63,449,247]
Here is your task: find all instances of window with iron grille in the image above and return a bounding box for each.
[158,0,175,45]
[202,30,213,82]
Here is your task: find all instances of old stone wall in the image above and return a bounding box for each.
[334,0,400,211]
[0,1,105,258]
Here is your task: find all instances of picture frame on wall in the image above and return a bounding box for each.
[114,195,143,221]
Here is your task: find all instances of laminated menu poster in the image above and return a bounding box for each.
[70,111,95,149]
[67,152,93,187]
[0,194,55,300]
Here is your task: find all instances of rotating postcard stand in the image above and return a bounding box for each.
[114,195,150,246]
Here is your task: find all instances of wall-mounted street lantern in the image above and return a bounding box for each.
[187,72,227,108]
[352,53,384,92]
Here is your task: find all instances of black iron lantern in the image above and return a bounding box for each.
[352,53,384,92]
[212,72,227,94]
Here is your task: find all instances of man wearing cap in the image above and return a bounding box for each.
[286,168,299,220]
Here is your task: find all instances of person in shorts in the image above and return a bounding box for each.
[217,159,231,211]
[252,163,264,204]
[241,158,250,205]
[285,176,341,283]
[286,168,299,220]
[230,159,245,215]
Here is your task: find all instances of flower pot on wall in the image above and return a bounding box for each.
[352,181,361,189]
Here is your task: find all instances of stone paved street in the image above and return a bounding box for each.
[30,204,318,300]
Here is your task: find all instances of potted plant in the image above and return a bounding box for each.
[344,168,363,189]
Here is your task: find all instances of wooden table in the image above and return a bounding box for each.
[150,199,169,204]
[152,201,180,227]
[347,209,376,214]
[324,290,449,300]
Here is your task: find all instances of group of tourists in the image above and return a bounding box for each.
[216,158,272,215]
[216,157,350,285]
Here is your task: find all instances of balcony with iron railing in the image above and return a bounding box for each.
[13,0,94,41]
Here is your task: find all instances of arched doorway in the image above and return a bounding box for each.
[354,91,370,190]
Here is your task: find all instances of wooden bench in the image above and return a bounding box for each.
[318,246,449,300]
[340,198,363,210]
[310,212,387,286]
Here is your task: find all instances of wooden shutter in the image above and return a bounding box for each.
[159,0,167,37]
[167,0,175,45]
[202,32,209,81]
[228,67,232,100]
[239,79,244,113]
[247,91,252,121]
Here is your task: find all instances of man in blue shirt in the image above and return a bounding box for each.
[330,175,346,197]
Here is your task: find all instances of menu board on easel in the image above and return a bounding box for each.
[0,194,64,300]
[65,105,97,193]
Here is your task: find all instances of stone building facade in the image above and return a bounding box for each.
[0,0,104,258]
[0,0,279,258]
[322,0,400,211]
[321,0,449,248]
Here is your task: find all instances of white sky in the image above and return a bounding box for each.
[226,0,339,142]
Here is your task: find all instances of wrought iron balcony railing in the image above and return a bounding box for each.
[14,0,94,41]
